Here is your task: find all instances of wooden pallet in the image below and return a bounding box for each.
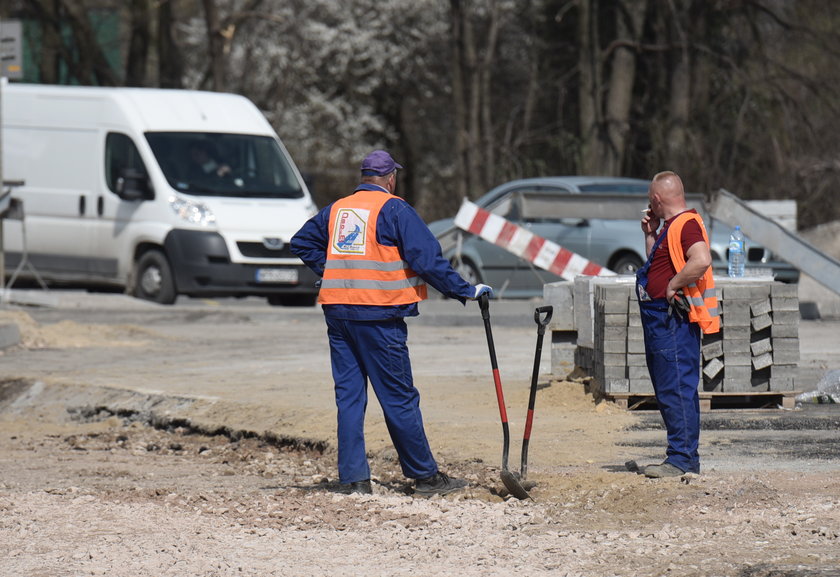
[607,391,799,411]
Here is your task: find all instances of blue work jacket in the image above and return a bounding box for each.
[291,185,473,320]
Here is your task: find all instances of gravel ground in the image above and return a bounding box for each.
[1,299,839,576]
[1,398,839,577]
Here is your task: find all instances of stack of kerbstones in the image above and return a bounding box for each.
[582,276,799,399]
[711,281,800,392]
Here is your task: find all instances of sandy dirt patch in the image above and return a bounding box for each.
[1,305,839,576]
[1,379,839,577]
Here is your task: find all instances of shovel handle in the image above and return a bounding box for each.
[521,305,553,479]
[478,292,511,471]
[534,305,553,333]
[479,292,491,319]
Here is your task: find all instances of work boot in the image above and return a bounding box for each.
[333,479,373,495]
[414,472,468,496]
[644,462,685,478]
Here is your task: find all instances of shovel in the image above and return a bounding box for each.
[511,305,553,496]
[499,305,553,499]
[478,293,530,500]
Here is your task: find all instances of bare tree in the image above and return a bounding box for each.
[663,0,690,169]
[450,0,471,202]
[578,0,601,175]
[125,0,151,87]
[602,0,647,175]
[449,0,502,201]
[11,0,840,229]
[201,0,226,91]
[479,0,501,190]
[27,0,63,83]
[23,0,118,86]
[60,0,119,85]
[158,0,184,88]
[579,0,648,175]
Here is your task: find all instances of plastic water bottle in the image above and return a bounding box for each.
[728,225,745,278]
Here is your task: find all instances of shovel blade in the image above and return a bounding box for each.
[500,469,531,500]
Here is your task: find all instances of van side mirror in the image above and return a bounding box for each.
[115,168,154,201]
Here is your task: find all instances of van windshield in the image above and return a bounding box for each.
[145,132,305,198]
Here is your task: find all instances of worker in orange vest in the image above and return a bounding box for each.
[636,171,719,478]
[291,150,492,496]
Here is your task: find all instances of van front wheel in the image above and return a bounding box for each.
[134,250,177,305]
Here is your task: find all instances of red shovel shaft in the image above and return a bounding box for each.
[523,408,535,440]
[479,294,511,472]
[493,368,508,423]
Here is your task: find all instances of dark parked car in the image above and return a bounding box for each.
[429,177,799,299]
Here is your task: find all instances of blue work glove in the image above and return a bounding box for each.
[470,284,494,300]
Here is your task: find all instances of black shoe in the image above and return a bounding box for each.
[333,480,372,495]
[414,472,467,496]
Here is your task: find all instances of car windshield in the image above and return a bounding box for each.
[145,132,304,198]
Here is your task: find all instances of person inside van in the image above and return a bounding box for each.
[188,141,231,178]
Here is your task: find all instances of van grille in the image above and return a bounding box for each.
[237,242,296,259]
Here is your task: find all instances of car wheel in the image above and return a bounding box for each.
[133,250,177,304]
[267,294,317,307]
[611,253,644,276]
[452,258,482,285]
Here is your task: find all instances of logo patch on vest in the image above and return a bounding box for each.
[332,208,369,255]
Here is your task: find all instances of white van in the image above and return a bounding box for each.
[1,83,319,305]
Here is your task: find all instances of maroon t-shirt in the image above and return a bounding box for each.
[646,210,705,299]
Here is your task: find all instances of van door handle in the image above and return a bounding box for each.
[79,195,86,215]
[97,195,104,216]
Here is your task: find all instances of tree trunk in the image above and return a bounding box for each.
[450,0,469,205]
[397,97,417,208]
[665,0,690,169]
[578,0,601,174]
[463,3,481,199]
[519,0,539,153]
[685,0,710,186]
[479,0,500,191]
[602,0,648,175]
[125,0,151,87]
[666,52,690,168]
[451,0,501,199]
[28,0,62,84]
[157,0,184,88]
[201,0,226,91]
[58,0,118,86]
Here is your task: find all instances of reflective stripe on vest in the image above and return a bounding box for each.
[319,190,427,306]
[666,212,721,334]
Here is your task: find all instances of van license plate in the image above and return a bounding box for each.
[256,268,298,283]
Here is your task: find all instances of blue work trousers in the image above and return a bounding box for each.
[638,300,702,473]
[325,317,438,483]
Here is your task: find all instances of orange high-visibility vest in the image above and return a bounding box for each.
[666,211,720,334]
[318,190,427,306]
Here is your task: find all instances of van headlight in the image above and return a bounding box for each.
[169,194,216,226]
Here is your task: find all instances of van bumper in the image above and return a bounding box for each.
[164,229,319,298]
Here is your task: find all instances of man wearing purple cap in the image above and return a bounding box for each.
[291,150,492,496]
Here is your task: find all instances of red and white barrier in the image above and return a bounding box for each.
[453,199,615,279]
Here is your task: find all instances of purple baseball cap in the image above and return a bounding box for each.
[360,150,403,176]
